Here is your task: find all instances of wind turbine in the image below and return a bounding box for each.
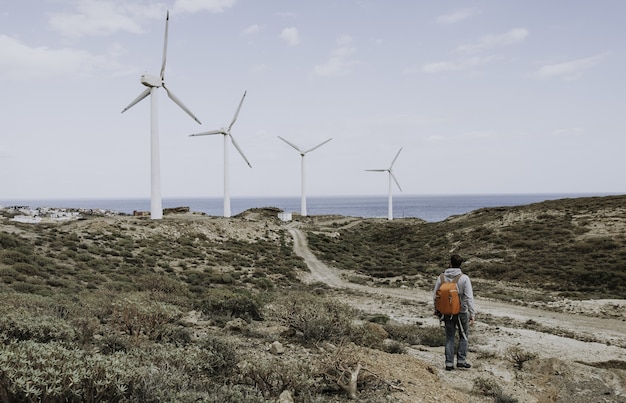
[189,91,251,218]
[278,136,332,216]
[121,11,201,220]
[366,147,403,220]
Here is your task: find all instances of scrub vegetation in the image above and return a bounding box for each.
[0,196,625,401]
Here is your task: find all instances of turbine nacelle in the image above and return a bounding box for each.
[140,74,163,88]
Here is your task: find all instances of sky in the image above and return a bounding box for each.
[1,0,625,200]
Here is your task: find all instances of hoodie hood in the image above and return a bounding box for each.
[443,267,463,281]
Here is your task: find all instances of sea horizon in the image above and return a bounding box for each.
[1,192,620,222]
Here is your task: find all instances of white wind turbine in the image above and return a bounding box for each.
[366,147,403,220]
[189,91,251,218]
[278,136,332,216]
[121,11,201,220]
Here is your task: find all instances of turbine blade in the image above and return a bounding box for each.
[278,136,303,153]
[189,129,223,137]
[230,134,252,168]
[304,138,332,154]
[121,88,151,113]
[365,169,386,172]
[163,85,201,124]
[390,147,403,168]
[390,172,403,192]
[160,10,169,80]
[229,90,247,130]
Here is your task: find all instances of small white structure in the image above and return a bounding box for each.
[51,211,81,221]
[12,215,42,224]
[278,212,292,222]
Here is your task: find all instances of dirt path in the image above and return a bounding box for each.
[288,226,626,364]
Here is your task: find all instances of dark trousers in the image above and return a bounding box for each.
[444,312,469,366]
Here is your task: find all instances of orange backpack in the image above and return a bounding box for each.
[435,273,462,315]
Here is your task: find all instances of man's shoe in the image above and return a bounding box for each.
[445,366,454,371]
[457,362,471,369]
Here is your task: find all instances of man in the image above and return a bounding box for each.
[433,254,476,371]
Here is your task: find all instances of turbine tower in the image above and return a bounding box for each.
[190,91,251,218]
[278,136,332,216]
[366,147,403,220]
[121,11,201,220]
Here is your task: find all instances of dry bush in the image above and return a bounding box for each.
[505,346,537,369]
[266,292,356,345]
[473,376,518,402]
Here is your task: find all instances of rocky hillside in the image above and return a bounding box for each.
[304,194,626,299]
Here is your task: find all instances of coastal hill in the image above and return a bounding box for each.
[0,195,625,401]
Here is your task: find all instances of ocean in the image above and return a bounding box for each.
[0,193,617,222]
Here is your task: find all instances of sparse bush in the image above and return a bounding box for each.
[417,326,446,347]
[365,313,390,324]
[99,333,133,354]
[196,335,240,377]
[110,296,181,339]
[267,292,356,345]
[196,288,266,324]
[473,376,519,402]
[238,356,317,399]
[351,322,388,349]
[505,346,537,369]
[382,339,407,354]
[384,323,422,345]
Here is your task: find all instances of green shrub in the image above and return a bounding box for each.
[238,356,317,399]
[351,322,388,349]
[267,292,356,345]
[384,323,422,345]
[197,288,265,323]
[110,296,182,339]
[0,312,76,343]
[0,341,138,402]
[414,325,445,347]
[383,340,407,354]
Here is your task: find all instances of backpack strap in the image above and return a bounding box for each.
[440,273,462,283]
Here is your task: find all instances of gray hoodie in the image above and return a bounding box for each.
[433,267,476,319]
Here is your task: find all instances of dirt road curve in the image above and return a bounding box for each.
[288,226,626,363]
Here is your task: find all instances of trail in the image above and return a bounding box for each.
[288,225,626,364]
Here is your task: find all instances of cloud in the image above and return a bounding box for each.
[436,8,481,24]
[249,63,269,74]
[0,34,130,80]
[411,28,527,75]
[553,127,584,137]
[313,35,359,76]
[241,24,262,35]
[0,35,100,79]
[173,0,237,13]
[419,55,500,74]
[535,52,609,81]
[48,1,147,37]
[48,0,236,37]
[279,27,300,46]
[456,28,529,54]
